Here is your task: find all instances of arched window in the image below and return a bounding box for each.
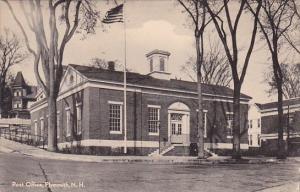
[160,58,165,71]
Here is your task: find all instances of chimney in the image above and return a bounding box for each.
[108,61,115,71]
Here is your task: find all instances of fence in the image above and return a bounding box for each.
[0,124,47,149]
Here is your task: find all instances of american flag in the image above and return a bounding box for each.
[102,4,123,24]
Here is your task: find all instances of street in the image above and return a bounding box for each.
[1,152,300,192]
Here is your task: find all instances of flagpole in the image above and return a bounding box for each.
[123,0,127,154]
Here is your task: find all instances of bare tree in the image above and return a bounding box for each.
[282,0,300,54]
[2,0,100,151]
[247,0,296,159]
[0,30,26,118]
[203,0,262,159]
[181,40,232,87]
[265,63,300,99]
[177,0,215,158]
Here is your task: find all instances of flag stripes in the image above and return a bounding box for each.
[102,4,123,24]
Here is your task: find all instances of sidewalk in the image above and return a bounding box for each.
[0,138,287,164]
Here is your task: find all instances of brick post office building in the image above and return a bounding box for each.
[30,50,251,156]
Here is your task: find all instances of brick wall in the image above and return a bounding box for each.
[30,86,249,149]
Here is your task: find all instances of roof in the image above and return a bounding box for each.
[12,72,26,87]
[259,97,300,110]
[69,64,252,100]
[146,49,171,57]
[254,103,263,110]
[25,86,37,99]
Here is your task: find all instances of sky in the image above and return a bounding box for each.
[0,0,299,103]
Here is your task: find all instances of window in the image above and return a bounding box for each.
[40,118,44,141]
[250,120,253,129]
[13,102,21,109]
[226,113,233,138]
[148,105,160,135]
[66,108,71,137]
[109,102,123,133]
[76,103,82,135]
[249,135,252,146]
[257,134,261,146]
[257,119,260,128]
[150,58,153,72]
[159,58,165,71]
[177,124,182,135]
[14,90,21,97]
[171,123,176,134]
[57,112,60,139]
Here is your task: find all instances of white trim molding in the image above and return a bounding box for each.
[57,139,159,149]
[204,143,249,150]
[147,104,161,109]
[108,101,124,105]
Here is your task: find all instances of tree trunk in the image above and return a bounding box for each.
[195,35,205,158]
[47,95,58,152]
[272,57,286,159]
[232,85,241,159]
[197,74,205,158]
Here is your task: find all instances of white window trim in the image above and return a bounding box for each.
[149,132,159,136]
[110,130,122,134]
[40,117,44,141]
[66,108,71,137]
[109,102,123,134]
[147,104,161,109]
[148,105,161,136]
[108,101,123,105]
[76,103,82,135]
[57,111,60,139]
[226,112,233,139]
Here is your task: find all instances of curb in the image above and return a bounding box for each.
[0,139,292,165]
[19,150,287,165]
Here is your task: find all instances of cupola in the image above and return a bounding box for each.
[146,49,171,80]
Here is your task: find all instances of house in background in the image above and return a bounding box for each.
[248,103,262,148]
[30,50,252,156]
[9,72,37,119]
[251,98,300,155]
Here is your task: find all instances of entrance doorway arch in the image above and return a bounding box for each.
[168,102,190,144]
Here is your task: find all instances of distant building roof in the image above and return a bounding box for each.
[259,97,300,110]
[12,72,26,87]
[254,103,263,110]
[69,64,252,100]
